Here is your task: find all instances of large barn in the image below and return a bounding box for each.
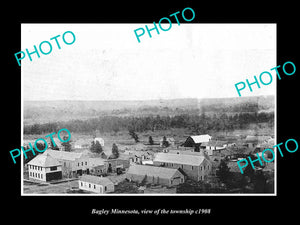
[182,134,212,147]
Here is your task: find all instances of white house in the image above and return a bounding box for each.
[27,152,62,182]
[94,137,105,147]
[79,175,114,194]
[201,140,228,155]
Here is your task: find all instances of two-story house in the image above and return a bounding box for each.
[27,152,62,182]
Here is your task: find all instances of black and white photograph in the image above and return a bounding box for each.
[21,24,276,195]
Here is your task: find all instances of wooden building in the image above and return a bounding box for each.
[126,164,185,187]
[89,158,107,176]
[79,175,114,194]
[43,149,89,177]
[182,134,212,147]
[153,152,212,181]
[27,152,62,182]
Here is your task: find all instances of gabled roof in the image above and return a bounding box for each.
[154,153,207,166]
[43,149,84,161]
[80,175,113,186]
[189,134,212,143]
[27,153,61,167]
[127,164,183,179]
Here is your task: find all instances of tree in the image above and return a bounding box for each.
[253,170,267,193]
[111,143,119,159]
[90,141,95,152]
[162,136,170,147]
[148,136,154,145]
[140,175,148,186]
[50,140,59,150]
[90,140,103,154]
[129,129,139,143]
[216,160,230,184]
[61,136,72,152]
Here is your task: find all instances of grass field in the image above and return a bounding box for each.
[23,123,274,155]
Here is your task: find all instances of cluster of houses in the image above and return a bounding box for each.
[26,134,274,194]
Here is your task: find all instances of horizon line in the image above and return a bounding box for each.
[23,95,275,102]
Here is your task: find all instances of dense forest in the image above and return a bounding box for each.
[24,112,274,135]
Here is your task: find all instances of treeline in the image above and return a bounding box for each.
[24,112,274,135]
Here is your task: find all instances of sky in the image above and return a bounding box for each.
[22,23,276,101]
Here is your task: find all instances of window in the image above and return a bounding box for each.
[82,162,83,166]
[191,166,194,170]
[50,166,57,171]
[204,166,206,170]
[94,185,96,189]
[41,174,43,179]
[105,186,107,191]
[80,182,83,186]
[38,173,40,178]
[85,161,87,166]
[89,184,91,188]
[29,172,32,177]
[78,163,80,166]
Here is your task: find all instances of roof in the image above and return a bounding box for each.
[80,175,113,186]
[89,158,105,167]
[43,149,84,161]
[154,153,207,166]
[27,153,61,167]
[127,164,183,179]
[202,140,227,147]
[189,134,212,143]
[168,149,201,155]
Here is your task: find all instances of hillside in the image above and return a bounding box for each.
[23,95,274,125]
